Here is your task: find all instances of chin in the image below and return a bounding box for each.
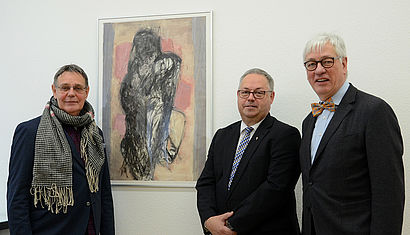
[65,109,81,116]
[314,88,330,97]
[243,113,258,119]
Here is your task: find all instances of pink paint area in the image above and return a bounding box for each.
[114,43,132,81]
[161,38,183,57]
[174,78,193,111]
[113,114,126,137]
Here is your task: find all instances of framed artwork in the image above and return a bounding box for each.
[97,12,212,186]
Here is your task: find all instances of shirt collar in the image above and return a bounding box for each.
[240,116,264,133]
[330,81,350,105]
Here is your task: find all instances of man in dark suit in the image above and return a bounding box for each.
[300,33,404,235]
[7,64,115,234]
[196,68,301,235]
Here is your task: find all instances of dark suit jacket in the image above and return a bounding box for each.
[196,114,301,235]
[7,116,115,235]
[300,84,404,235]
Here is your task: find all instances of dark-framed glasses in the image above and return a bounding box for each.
[237,89,272,99]
[57,85,88,94]
[304,56,342,71]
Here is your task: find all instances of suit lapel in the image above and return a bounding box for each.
[312,85,357,166]
[302,115,316,169]
[227,115,274,194]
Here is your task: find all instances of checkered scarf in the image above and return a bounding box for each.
[31,97,105,214]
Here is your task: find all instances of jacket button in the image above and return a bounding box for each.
[86,201,91,206]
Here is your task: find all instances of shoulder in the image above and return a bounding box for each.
[354,87,395,113]
[217,120,241,132]
[212,121,241,139]
[261,116,301,149]
[272,118,301,142]
[342,86,399,129]
[265,115,300,136]
[272,116,298,130]
[11,116,41,156]
[14,116,41,137]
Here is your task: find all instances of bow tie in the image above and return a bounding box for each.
[311,97,336,117]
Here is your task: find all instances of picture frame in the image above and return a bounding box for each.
[0,221,8,230]
[97,12,212,187]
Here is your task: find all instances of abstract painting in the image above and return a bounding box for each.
[98,12,212,184]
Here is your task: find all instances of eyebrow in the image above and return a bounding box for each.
[240,87,266,90]
[59,83,86,87]
[306,55,335,61]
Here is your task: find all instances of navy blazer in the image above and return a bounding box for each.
[196,114,301,235]
[300,84,404,235]
[7,116,115,235]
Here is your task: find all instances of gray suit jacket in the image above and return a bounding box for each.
[300,84,404,235]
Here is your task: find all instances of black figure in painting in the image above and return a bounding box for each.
[120,28,182,180]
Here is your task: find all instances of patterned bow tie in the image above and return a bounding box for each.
[311,97,336,117]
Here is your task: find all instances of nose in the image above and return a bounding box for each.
[67,87,76,96]
[247,92,256,101]
[314,62,326,74]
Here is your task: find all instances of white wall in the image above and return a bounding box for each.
[1,0,409,234]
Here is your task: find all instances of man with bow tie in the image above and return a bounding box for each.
[299,33,404,235]
[196,68,301,235]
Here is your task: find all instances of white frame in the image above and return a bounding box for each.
[97,12,212,187]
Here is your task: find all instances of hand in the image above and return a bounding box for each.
[204,212,236,235]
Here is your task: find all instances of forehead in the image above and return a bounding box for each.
[305,43,337,60]
[57,71,86,85]
[240,73,269,89]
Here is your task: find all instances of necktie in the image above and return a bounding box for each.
[311,97,336,117]
[228,126,253,190]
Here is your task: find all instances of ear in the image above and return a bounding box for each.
[270,91,275,104]
[84,86,90,98]
[342,57,348,74]
[51,84,57,98]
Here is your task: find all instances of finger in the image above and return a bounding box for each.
[221,211,234,219]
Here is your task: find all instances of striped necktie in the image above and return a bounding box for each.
[228,126,254,190]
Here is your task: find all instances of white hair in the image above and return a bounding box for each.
[303,33,347,60]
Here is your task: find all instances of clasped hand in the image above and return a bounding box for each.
[204,211,237,235]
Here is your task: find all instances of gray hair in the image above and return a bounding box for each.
[53,64,89,87]
[239,68,274,91]
[303,33,347,61]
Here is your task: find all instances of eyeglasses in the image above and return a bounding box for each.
[304,56,342,71]
[57,85,88,94]
[237,90,272,99]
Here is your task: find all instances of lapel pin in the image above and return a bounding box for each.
[255,136,259,140]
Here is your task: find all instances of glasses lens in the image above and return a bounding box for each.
[254,91,265,99]
[58,85,86,94]
[238,90,269,99]
[239,91,249,98]
[74,86,85,93]
[321,58,334,68]
[305,61,317,71]
[59,86,70,92]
